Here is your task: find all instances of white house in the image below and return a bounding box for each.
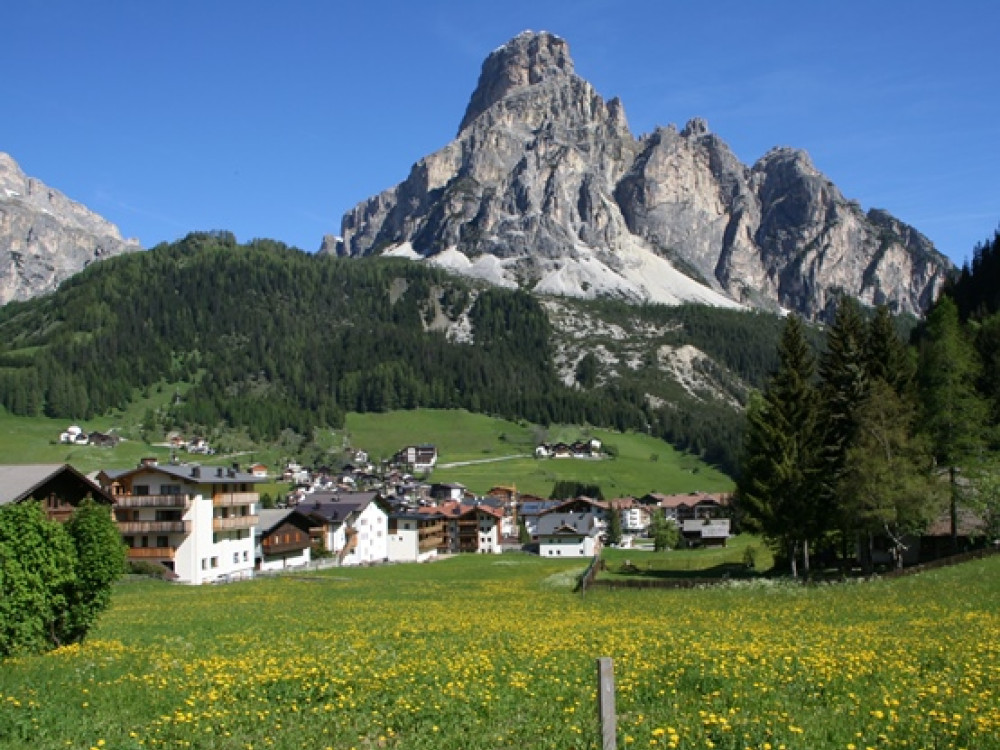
[98,459,262,584]
[388,511,443,562]
[536,511,602,558]
[304,492,389,565]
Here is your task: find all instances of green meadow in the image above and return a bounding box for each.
[0,406,732,499]
[0,554,996,750]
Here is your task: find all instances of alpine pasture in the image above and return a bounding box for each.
[1,554,997,750]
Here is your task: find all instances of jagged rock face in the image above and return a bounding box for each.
[0,152,140,304]
[331,31,951,318]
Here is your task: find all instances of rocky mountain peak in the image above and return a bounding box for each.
[458,30,575,134]
[0,152,140,304]
[680,117,710,138]
[333,33,952,320]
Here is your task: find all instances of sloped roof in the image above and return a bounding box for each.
[0,464,112,506]
[536,512,598,537]
[257,508,314,536]
[99,462,263,485]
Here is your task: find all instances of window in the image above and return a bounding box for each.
[160,484,181,495]
[210,557,219,569]
[201,559,208,570]
[134,485,149,496]
[242,551,248,562]
[156,536,168,548]
[233,553,239,564]
[123,536,134,548]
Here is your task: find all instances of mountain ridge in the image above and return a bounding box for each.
[328,31,951,319]
[0,152,140,305]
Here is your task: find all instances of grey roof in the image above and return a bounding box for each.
[0,464,111,506]
[100,462,264,485]
[519,500,561,516]
[536,512,599,537]
[257,508,296,532]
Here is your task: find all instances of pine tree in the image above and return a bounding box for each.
[865,304,914,395]
[818,298,869,545]
[737,315,824,576]
[606,501,623,546]
[918,296,987,551]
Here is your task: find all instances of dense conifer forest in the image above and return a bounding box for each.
[1,231,940,477]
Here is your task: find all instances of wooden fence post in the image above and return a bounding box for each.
[597,657,617,750]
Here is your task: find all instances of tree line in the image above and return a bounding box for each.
[737,227,1000,574]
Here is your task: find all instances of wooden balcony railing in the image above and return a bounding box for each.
[114,494,190,509]
[213,492,259,507]
[127,547,177,560]
[117,520,191,534]
[262,539,310,555]
[212,515,259,531]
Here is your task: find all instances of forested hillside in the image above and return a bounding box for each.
[0,232,816,474]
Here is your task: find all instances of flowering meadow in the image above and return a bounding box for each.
[0,554,997,750]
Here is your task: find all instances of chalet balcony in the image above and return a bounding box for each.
[262,539,310,555]
[212,515,259,531]
[127,546,177,560]
[213,492,259,508]
[117,520,191,534]
[114,494,190,509]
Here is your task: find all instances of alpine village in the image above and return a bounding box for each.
[1,30,998,750]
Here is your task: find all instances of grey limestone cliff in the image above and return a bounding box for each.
[330,31,951,318]
[0,152,140,305]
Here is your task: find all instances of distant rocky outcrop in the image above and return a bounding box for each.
[328,31,951,318]
[0,152,140,305]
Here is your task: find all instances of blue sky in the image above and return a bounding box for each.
[3,1,997,266]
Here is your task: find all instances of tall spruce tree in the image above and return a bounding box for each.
[737,315,823,576]
[918,296,987,551]
[818,298,869,546]
[865,304,915,394]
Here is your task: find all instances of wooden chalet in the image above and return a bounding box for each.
[0,463,113,522]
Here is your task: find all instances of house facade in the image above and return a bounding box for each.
[394,444,438,472]
[305,492,390,566]
[536,511,602,557]
[98,459,261,584]
[388,511,444,562]
[256,509,312,572]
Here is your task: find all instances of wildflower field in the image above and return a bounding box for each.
[1,554,997,750]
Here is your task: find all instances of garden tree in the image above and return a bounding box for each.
[0,502,77,657]
[737,315,824,577]
[917,296,987,551]
[63,498,127,644]
[838,380,942,572]
[605,501,623,546]
[648,508,680,551]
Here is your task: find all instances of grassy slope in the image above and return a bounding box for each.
[0,405,733,498]
[345,409,734,497]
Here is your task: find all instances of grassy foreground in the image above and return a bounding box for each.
[1,555,997,750]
